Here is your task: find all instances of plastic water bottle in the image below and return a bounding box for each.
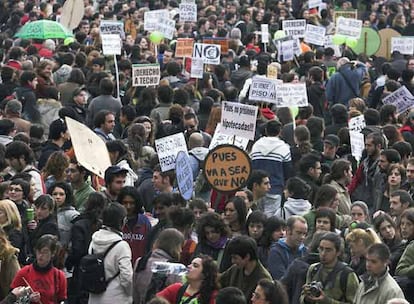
[151,262,188,276]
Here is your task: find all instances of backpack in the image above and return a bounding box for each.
[79,240,122,294]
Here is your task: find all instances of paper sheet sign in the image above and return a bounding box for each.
[336,17,362,38]
[348,115,366,133]
[100,20,125,39]
[382,86,414,114]
[190,57,204,79]
[304,24,326,46]
[209,123,249,150]
[275,83,308,107]
[155,132,188,172]
[155,17,176,40]
[391,37,414,55]
[221,101,258,141]
[65,117,111,178]
[179,3,197,22]
[132,64,160,87]
[101,34,122,55]
[193,43,221,64]
[248,76,279,103]
[261,24,269,43]
[282,19,306,38]
[144,9,169,31]
[350,131,364,161]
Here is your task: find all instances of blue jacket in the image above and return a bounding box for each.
[267,238,307,279]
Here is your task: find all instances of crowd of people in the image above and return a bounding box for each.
[1,0,414,303]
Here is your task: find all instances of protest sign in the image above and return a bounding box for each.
[281,39,294,61]
[261,24,269,43]
[144,9,169,31]
[155,17,175,40]
[175,38,194,57]
[334,9,358,21]
[101,34,122,55]
[221,102,258,141]
[155,133,188,172]
[282,20,306,38]
[132,64,160,87]
[276,83,308,107]
[348,115,366,133]
[304,24,326,46]
[65,117,111,178]
[60,0,84,30]
[282,19,306,38]
[382,86,414,114]
[100,20,125,39]
[193,43,221,64]
[204,145,252,192]
[391,37,414,55]
[179,3,197,22]
[248,76,278,103]
[209,123,249,150]
[309,0,323,8]
[336,17,362,38]
[190,57,204,79]
[202,38,229,54]
[175,151,193,200]
[350,131,364,162]
[324,35,342,57]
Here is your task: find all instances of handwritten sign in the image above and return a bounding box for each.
[281,39,294,61]
[190,57,203,79]
[248,76,279,103]
[282,19,306,38]
[101,34,122,55]
[304,24,326,46]
[175,38,194,57]
[348,115,366,133]
[276,83,308,107]
[144,9,169,31]
[309,0,323,8]
[175,151,193,200]
[350,131,364,161]
[204,145,252,192]
[100,20,124,39]
[391,37,414,55]
[179,3,197,22]
[155,17,175,40]
[132,64,160,87]
[261,24,269,43]
[155,133,188,172]
[193,43,221,64]
[221,102,258,141]
[336,17,362,38]
[209,123,249,150]
[382,86,414,114]
[334,9,358,21]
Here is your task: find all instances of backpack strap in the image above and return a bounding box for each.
[176,283,200,304]
[338,69,359,98]
[101,240,122,283]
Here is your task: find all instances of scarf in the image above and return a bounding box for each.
[207,236,227,249]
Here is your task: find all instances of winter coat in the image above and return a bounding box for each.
[329,179,351,216]
[0,253,20,299]
[14,86,40,123]
[276,198,311,220]
[307,81,326,118]
[88,228,133,304]
[57,206,79,248]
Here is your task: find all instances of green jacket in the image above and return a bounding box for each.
[396,240,414,277]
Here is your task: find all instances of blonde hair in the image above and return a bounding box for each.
[0,199,22,231]
[0,227,19,259]
[346,228,382,247]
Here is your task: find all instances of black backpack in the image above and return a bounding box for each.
[79,240,122,294]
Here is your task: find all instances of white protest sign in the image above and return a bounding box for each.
[350,131,364,161]
[293,38,302,56]
[179,3,197,22]
[391,37,414,55]
[132,64,160,87]
[100,20,125,39]
[336,17,362,38]
[155,133,188,172]
[348,115,366,133]
[65,117,111,178]
[209,123,249,150]
[144,9,169,31]
[190,57,204,79]
[248,76,279,103]
[309,0,323,8]
[155,17,176,40]
[276,83,308,107]
[175,151,193,200]
[193,43,221,65]
[282,19,306,38]
[101,34,122,55]
[281,39,294,61]
[324,35,342,57]
[221,102,258,141]
[383,86,414,114]
[261,24,269,43]
[304,24,326,46]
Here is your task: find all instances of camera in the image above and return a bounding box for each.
[308,281,323,297]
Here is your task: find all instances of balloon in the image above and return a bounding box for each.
[346,37,358,48]
[332,34,346,45]
[273,30,286,40]
[64,37,75,46]
[149,31,164,44]
[290,106,299,119]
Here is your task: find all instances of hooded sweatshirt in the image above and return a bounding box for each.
[276,198,312,220]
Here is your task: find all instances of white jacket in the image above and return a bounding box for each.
[88,228,133,304]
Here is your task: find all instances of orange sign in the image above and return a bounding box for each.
[202,38,229,54]
[204,145,251,192]
[175,38,194,58]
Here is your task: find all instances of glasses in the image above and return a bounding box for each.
[9,187,23,192]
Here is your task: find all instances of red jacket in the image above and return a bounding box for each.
[122,213,152,263]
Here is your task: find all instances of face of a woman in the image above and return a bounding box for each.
[248,222,264,241]
[8,184,24,203]
[315,217,332,232]
[330,194,340,212]
[41,64,53,77]
[400,217,414,240]
[379,220,395,241]
[251,285,269,304]
[139,38,148,50]
[36,247,53,267]
[142,121,152,138]
[272,228,285,242]
[388,168,402,186]
[0,208,7,225]
[204,226,221,243]
[35,205,51,220]
[121,195,136,217]
[224,202,238,225]
[52,187,66,208]
[351,206,367,223]
[349,239,366,258]
[187,257,203,281]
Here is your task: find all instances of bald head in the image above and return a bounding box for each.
[189,132,204,149]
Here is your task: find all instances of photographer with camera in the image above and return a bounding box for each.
[300,232,359,304]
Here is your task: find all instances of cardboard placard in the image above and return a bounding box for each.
[193,43,221,65]
[100,20,125,39]
[348,115,366,133]
[334,9,358,21]
[204,145,252,192]
[132,64,160,87]
[391,37,414,55]
[202,38,229,54]
[382,86,414,114]
[209,123,249,150]
[275,83,308,107]
[336,17,362,38]
[175,151,193,200]
[65,117,111,178]
[101,34,122,55]
[155,133,188,172]
[221,101,258,141]
[304,24,326,46]
[179,3,197,22]
[248,76,279,103]
[282,19,306,38]
[144,9,169,31]
[175,38,194,57]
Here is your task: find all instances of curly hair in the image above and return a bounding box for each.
[196,212,230,243]
[42,151,70,181]
[48,182,75,207]
[198,254,220,304]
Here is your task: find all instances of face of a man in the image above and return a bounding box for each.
[378,154,390,172]
[318,240,339,267]
[323,143,337,159]
[102,114,115,134]
[66,164,82,184]
[163,51,173,65]
[407,163,414,184]
[108,175,126,196]
[152,171,168,192]
[389,195,406,217]
[231,254,249,268]
[253,177,271,198]
[184,118,198,133]
[366,254,387,277]
[308,161,322,181]
[287,220,307,248]
[365,138,380,157]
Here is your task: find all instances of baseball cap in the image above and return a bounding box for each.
[324,134,340,147]
[104,166,128,183]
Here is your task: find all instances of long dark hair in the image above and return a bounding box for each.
[48,182,75,207]
[198,254,219,304]
[226,196,247,230]
[258,278,289,304]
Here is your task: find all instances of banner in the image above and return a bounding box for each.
[179,3,197,22]
[282,19,306,38]
[382,86,414,114]
[221,101,258,141]
[193,43,221,64]
[336,17,362,38]
[209,123,249,150]
[175,151,193,200]
[304,24,326,46]
[144,9,169,31]
[155,133,188,172]
[348,115,366,133]
[391,37,414,55]
[248,76,279,103]
[275,83,308,107]
[132,64,160,87]
[101,34,122,55]
[175,38,194,57]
